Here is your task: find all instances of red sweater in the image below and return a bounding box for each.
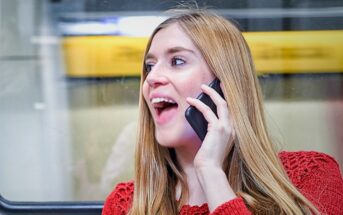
[102,151,343,215]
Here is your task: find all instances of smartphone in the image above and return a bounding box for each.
[185,78,225,141]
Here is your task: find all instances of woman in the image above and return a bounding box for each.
[102,10,343,214]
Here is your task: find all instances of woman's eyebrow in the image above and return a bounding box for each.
[145,53,155,61]
[167,46,195,55]
[145,46,195,61]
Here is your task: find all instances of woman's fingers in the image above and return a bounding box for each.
[200,84,230,120]
[186,97,218,123]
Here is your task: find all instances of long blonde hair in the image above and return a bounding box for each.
[129,10,319,215]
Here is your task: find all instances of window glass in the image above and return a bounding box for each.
[0,0,342,202]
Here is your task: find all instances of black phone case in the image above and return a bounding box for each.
[185,79,225,141]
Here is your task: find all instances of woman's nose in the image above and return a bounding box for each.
[145,68,168,88]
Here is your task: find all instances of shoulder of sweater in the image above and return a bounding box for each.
[104,180,134,208]
[114,180,134,191]
[112,180,134,198]
[278,150,339,167]
[278,151,341,186]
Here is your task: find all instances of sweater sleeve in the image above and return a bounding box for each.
[102,181,134,215]
[210,197,251,215]
[280,151,343,215]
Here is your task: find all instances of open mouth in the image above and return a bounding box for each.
[151,97,178,116]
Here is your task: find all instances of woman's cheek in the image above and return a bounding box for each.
[142,83,150,102]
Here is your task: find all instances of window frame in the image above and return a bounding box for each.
[0,194,103,215]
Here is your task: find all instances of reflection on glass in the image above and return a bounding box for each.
[0,0,342,202]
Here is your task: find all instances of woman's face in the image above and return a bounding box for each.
[143,23,215,148]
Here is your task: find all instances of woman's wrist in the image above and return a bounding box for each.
[194,164,224,175]
[195,165,237,212]
[195,165,229,188]
[193,156,226,171]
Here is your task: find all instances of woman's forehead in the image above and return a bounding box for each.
[147,23,201,57]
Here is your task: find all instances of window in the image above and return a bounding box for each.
[0,0,342,214]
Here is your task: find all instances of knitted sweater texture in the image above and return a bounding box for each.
[102,151,343,215]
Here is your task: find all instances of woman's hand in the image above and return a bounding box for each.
[186,84,235,170]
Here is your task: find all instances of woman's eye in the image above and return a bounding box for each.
[171,57,185,66]
[145,63,154,73]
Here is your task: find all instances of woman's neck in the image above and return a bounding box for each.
[174,142,208,206]
[174,140,201,169]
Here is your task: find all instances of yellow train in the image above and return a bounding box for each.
[62,30,343,77]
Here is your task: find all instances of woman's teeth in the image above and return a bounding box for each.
[151,97,176,104]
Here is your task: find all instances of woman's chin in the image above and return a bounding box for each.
[156,138,182,148]
[155,132,201,149]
